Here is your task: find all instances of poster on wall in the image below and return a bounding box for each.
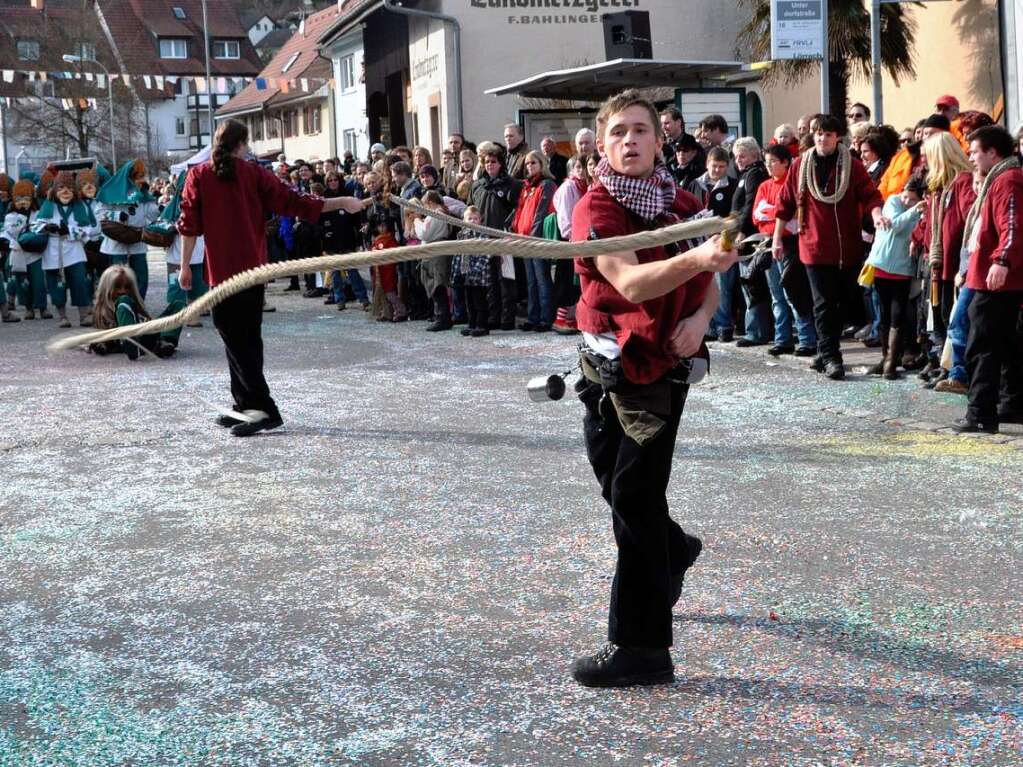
[522,111,598,156]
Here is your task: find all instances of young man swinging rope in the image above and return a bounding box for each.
[570,90,739,687]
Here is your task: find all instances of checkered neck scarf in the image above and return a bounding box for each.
[595,157,677,222]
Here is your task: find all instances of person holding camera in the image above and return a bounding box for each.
[570,90,738,688]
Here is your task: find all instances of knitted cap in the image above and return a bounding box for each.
[12,179,35,199]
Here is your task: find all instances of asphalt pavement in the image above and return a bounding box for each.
[1,257,1020,766]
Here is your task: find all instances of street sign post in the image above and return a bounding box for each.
[770,0,824,60]
[771,0,828,112]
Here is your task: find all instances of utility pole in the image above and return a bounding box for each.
[201,0,214,143]
[820,0,830,113]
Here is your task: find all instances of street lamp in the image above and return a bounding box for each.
[200,0,214,142]
[63,53,116,168]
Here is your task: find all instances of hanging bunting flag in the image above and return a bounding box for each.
[216,77,227,93]
[62,71,72,79]
[85,72,94,82]
[327,78,335,89]
[2,70,13,83]
[255,78,267,91]
[121,73,130,86]
[143,75,152,89]
[39,72,47,82]
[155,75,164,89]
[266,77,277,88]
[280,79,290,94]
[97,74,105,88]
[300,78,309,92]
[195,76,207,93]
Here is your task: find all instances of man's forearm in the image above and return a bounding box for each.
[598,248,709,304]
[181,235,196,265]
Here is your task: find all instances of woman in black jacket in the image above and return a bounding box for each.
[730,138,772,346]
[470,145,521,329]
[322,172,369,310]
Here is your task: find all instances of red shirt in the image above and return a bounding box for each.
[966,167,1023,293]
[572,181,712,385]
[178,159,325,285]
[752,174,787,237]
[776,153,883,268]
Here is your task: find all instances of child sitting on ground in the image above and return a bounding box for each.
[89,265,183,360]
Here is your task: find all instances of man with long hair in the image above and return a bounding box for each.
[177,119,370,437]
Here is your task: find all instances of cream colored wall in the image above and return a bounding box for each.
[247,99,332,162]
[847,0,1003,130]
[756,73,822,140]
[435,0,747,143]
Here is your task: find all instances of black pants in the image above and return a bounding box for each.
[930,278,955,347]
[579,377,696,648]
[211,285,279,418]
[465,285,489,330]
[874,277,911,332]
[966,290,1023,422]
[487,258,517,327]
[805,264,862,364]
[431,285,451,324]
[553,259,579,308]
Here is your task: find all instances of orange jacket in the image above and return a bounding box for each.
[877,148,916,201]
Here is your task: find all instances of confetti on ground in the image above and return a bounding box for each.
[1,257,1020,765]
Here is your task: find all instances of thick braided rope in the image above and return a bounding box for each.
[392,194,536,241]
[47,214,729,352]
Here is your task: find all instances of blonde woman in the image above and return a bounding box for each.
[921,131,976,382]
[412,146,433,174]
[454,148,478,201]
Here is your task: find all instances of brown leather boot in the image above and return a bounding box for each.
[884,327,902,380]
[867,326,888,375]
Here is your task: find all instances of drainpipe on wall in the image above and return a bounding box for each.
[317,51,340,157]
[381,0,463,134]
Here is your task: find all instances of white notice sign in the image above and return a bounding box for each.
[771,0,825,60]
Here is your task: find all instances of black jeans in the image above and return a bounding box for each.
[465,285,489,330]
[579,377,695,648]
[805,264,862,364]
[553,259,580,309]
[431,285,451,324]
[966,290,1023,422]
[487,258,517,327]
[211,285,279,418]
[874,277,911,332]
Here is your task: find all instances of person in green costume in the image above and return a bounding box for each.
[2,179,49,320]
[95,159,159,299]
[154,168,209,321]
[31,171,99,327]
[89,265,182,359]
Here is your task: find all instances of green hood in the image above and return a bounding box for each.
[157,170,187,225]
[97,160,155,206]
[38,199,95,229]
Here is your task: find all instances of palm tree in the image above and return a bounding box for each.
[737,0,920,119]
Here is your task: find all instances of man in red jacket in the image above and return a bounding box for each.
[178,120,370,437]
[954,125,1023,433]
[569,89,737,688]
[773,114,886,380]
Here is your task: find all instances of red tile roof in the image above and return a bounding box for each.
[218,2,356,117]
[95,0,262,77]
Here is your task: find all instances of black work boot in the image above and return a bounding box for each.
[572,643,674,688]
[671,535,703,607]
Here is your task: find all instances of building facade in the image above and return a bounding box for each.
[217,4,341,163]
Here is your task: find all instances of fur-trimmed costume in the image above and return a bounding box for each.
[96,160,158,298]
[3,179,48,317]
